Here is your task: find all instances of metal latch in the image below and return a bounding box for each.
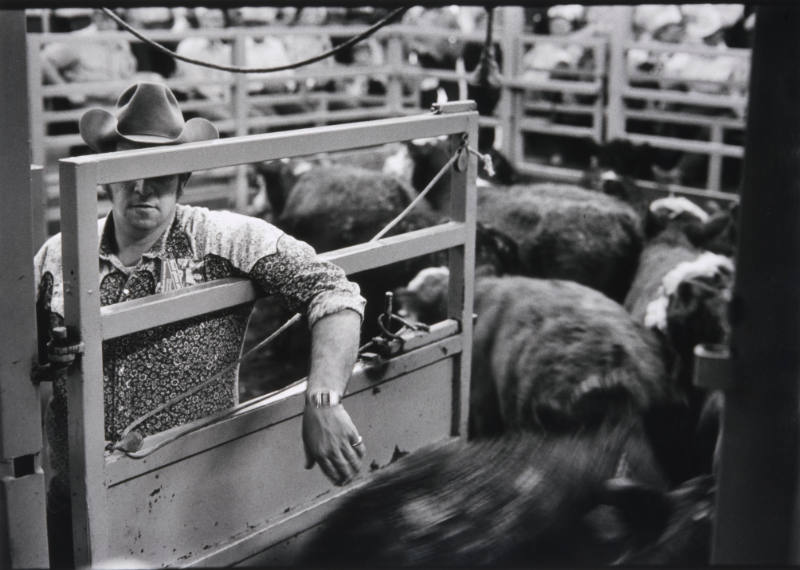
[359,292,430,369]
[431,100,478,114]
[693,343,732,391]
[32,326,84,384]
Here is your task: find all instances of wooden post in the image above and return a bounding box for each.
[713,5,800,564]
[0,10,50,569]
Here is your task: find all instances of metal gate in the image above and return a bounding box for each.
[56,106,478,566]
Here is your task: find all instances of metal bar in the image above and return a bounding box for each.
[100,222,466,340]
[606,6,633,140]
[622,86,747,109]
[623,39,751,59]
[30,165,47,253]
[707,124,724,192]
[625,133,744,158]
[63,111,476,183]
[504,78,603,95]
[232,36,249,213]
[519,118,597,139]
[59,160,110,565]
[385,33,404,114]
[0,11,49,569]
[713,5,800,564]
[445,115,478,439]
[624,108,745,129]
[26,34,45,167]
[499,8,524,166]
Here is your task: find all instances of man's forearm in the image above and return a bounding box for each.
[306,309,362,399]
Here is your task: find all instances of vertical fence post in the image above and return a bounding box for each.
[0,10,50,569]
[385,33,404,114]
[27,34,45,168]
[444,109,478,438]
[232,33,249,213]
[712,5,800,564]
[606,6,633,141]
[707,124,724,192]
[593,41,607,142]
[498,7,523,164]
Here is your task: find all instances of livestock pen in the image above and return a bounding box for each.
[26,5,748,242]
[1,3,800,567]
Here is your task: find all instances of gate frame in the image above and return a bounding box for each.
[57,106,477,566]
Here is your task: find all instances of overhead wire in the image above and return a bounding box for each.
[101,6,410,75]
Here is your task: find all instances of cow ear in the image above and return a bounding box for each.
[599,477,672,540]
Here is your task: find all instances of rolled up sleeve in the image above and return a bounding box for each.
[249,233,365,328]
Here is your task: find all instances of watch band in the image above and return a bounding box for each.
[306,390,342,408]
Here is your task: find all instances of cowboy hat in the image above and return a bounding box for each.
[80,82,219,153]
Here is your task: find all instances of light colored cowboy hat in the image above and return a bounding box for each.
[79,82,219,153]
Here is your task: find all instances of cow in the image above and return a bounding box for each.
[624,196,735,484]
[396,273,677,438]
[301,423,714,566]
[476,183,644,303]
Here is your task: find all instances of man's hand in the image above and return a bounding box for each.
[303,404,365,486]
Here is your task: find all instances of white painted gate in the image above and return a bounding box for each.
[57,107,478,566]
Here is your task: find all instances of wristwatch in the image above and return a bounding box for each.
[306,390,342,408]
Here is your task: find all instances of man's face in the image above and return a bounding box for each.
[107,174,181,235]
[106,140,185,237]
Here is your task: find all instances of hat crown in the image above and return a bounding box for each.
[115,82,185,141]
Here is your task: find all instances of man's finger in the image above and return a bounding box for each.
[317,456,340,485]
[328,451,355,485]
[343,440,364,473]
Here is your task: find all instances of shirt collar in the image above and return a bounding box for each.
[98,208,194,267]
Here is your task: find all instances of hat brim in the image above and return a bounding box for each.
[80,109,219,153]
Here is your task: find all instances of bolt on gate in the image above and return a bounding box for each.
[49,103,478,566]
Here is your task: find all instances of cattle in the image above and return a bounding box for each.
[275,164,441,340]
[396,273,677,438]
[469,276,675,438]
[476,183,644,303]
[624,196,735,484]
[301,423,714,566]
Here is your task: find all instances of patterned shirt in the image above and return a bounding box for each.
[34,204,365,477]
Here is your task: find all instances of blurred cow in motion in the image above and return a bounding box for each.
[301,424,714,566]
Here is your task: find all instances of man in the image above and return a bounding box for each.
[34,82,366,566]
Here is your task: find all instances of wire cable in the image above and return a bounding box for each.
[101,7,410,75]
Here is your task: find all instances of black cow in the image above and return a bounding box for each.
[301,423,713,566]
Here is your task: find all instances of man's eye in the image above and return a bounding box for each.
[149,175,174,187]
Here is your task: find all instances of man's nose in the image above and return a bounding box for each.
[131,179,150,195]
